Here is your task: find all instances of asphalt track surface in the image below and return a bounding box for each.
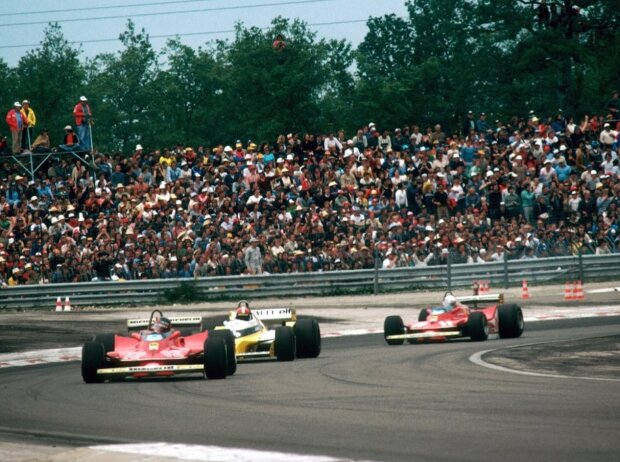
[1,317,619,462]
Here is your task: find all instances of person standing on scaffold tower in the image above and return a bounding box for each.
[73,96,93,152]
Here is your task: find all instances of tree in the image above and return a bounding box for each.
[86,21,159,152]
[154,39,224,148]
[214,17,349,143]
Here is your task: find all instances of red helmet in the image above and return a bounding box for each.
[236,306,252,321]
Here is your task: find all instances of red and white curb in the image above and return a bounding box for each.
[1,307,619,370]
[89,442,375,462]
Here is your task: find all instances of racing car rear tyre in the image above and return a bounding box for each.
[384,316,405,345]
[294,319,321,358]
[82,342,105,383]
[203,337,228,380]
[208,330,237,375]
[275,326,296,361]
[93,333,115,353]
[467,311,489,341]
[418,309,429,322]
[498,304,525,338]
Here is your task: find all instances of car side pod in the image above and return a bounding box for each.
[203,336,228,380]
[384,316,405,345]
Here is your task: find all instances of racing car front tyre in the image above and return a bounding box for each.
[208,330,237,375]
[81,342,105,383]
[294,319,321,358]
[498,304,525,338]
[203,337,228,380]
[384,316,405,345]
[92,333,116,353]
[275,326,296,361]
[467,312,489,341]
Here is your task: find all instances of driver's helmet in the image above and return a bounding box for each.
[154,316,172,334]
[443,294,458,309]
[236,301,252,321]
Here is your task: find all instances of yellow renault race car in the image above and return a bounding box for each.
[212,301,321,362]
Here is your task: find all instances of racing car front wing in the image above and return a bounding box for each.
[236,351,274,360]
[97,364,204,376]
[386,330,462,340]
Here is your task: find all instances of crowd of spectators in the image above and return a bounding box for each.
[1,96,620,285]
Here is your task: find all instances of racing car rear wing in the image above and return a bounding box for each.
[127,316,203,332]
[253,308,296,327]
[457,293,504,308]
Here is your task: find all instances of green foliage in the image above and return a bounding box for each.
[3,4,619,150]
[162,281,204,303]
[86,21,159,152]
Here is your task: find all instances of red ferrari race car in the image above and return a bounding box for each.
[384,293,524,345]
[81,310,236,383]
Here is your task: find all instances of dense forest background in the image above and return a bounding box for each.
[1,0,618,152]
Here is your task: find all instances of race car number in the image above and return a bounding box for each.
[149,342,159,351]
[160,349,184,359]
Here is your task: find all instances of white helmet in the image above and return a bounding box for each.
[443,294,457,306]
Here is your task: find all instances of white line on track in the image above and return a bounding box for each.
[91,442,376,462]
[469,345,620,382]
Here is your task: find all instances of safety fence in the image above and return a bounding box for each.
[1,254,619,310]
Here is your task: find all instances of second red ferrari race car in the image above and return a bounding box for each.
[81,310,235,383]
[383,293,524,344]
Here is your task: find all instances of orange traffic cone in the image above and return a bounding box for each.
[574,280,585,300]
[564,281,574,301]
[484,280,491,294]
[521,279,530,299]
[55,297,63,312]
[64,296,72,312]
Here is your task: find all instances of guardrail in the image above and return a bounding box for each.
[1,254,619,309]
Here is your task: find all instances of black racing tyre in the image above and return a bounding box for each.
[418,309,429,322]
[203,337,228,380]
[498,304,525,339]
[294,319,321,358]
[81,342,105,383]
[208,330,237,375]
[384,316,405,345]
[275,326,296,361]
[467,311,489,341]
[92,333,116,353]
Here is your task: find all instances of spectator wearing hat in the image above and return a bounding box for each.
[463,110,476,137]
[5,102,25,154]
[59,125,80,152]
[31,128,51,153]
[599,123,616,148]
[73,96,93,151]
[19,100,36,151]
